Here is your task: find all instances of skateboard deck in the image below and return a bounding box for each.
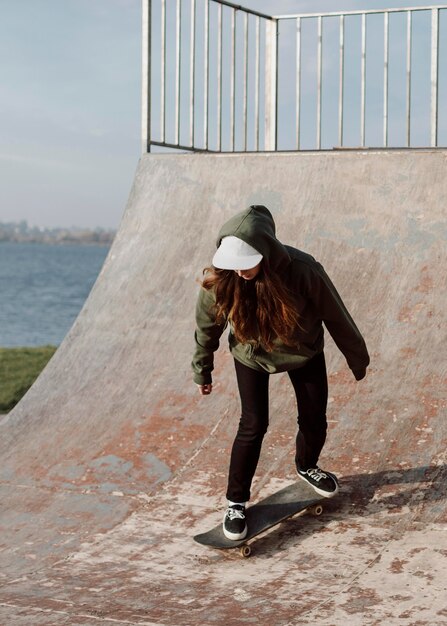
[193,481,328,557]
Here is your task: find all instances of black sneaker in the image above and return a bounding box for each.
[223,505,247,540]
[297,467,339,498]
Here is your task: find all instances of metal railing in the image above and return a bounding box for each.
[142,1,447,152]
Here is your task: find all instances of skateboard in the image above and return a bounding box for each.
[193,481,328,557]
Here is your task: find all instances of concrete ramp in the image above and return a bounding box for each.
[0,151,446,625]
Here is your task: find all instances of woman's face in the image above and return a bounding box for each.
[235,262,262,281]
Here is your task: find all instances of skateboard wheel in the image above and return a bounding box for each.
[311,504,323,516]
[239,545,251,558]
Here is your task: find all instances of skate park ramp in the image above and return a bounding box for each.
[0,150,446,625]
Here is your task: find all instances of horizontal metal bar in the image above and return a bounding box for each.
[273,5,447,20]
[149,141,218,153]
[150,142,447,154]
[209,0,274,21]
[331,146,447,151]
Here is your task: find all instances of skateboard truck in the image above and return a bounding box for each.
[237,502,323,557]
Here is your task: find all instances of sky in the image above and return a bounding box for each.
[0,0,445,229]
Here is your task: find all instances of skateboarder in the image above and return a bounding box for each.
[192,206,369,540]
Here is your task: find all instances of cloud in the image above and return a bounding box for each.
[0,152,71,171]
[89,128,110,138]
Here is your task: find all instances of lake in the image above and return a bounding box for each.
[0,242,110,347]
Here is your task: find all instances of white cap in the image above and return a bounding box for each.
[212,236,263,270]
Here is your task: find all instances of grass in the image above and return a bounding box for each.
[0,346,57,413]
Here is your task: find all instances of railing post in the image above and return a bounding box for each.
[360,13,366,147]
[141,0,151,153]
[431,8,439,147]
[160,0,166,144]
[230,8,236,152]
[204,0,209,150]
[296,17,302,150]
[338,15,345,147]
[265,18,278,151]
[175,0,181,147]
[215,3,222,151]
[243,12,249,151]
[189,0,196,148]
[317,16,323,150]
[383,12,389,147]
[255,16,261,151]
[406,11,413,147]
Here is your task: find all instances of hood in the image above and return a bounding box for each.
[216,205,290,272]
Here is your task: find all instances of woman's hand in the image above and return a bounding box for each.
[197,383,213,396]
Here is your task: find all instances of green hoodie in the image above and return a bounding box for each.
[192,206,369,385]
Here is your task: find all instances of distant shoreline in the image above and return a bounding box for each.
[0,237,114,246]
[0,221,115,246]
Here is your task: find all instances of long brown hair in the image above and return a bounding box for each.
[201,264,301,351]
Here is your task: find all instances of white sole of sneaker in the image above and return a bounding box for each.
[224,529,247,541]
[222,516,248,541]
[222,526,248,541]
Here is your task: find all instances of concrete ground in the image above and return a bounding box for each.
[0,150,446,625]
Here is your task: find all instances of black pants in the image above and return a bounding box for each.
[226,352,328,503]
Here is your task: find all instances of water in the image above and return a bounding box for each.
[0,242,110,347]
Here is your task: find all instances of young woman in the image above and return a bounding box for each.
[192,206,369,540]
